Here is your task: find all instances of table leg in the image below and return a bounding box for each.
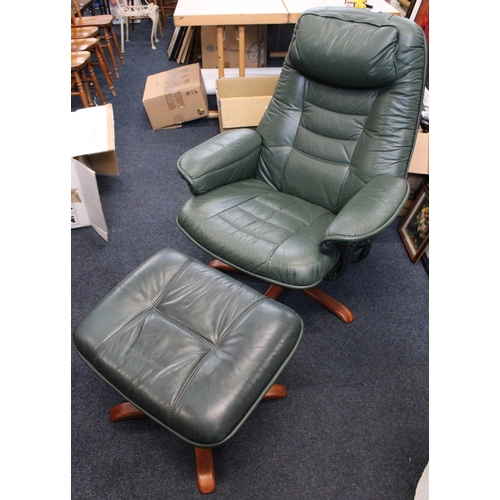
[216,25,225,78]
[238,25,245,77]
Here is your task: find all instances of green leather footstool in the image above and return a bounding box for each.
[73,248,303,494]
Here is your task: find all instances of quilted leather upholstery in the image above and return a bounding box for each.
[74,249,303,447]
[177,7,427,289]
[287,11,399,88]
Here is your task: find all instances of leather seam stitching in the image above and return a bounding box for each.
[168,297,267,428]
[216,198,330,248]
[91,258,194,365]
[278,80,304,188]
[249,196,328,223]
[187,143,261,181]
[192,184,272,228]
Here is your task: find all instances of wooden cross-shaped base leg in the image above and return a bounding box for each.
[208,259,354,323]
[108,383,287,494]
[193,383,286,494]
[302,287,354,323]
[195,447,216,494]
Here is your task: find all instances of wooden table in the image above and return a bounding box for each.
[174,0,288,77]
[173,0,400,77]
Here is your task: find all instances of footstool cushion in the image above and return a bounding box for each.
[74,248,303,448]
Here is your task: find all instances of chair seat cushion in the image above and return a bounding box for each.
[177,179,339,288]
[73,248,303,447]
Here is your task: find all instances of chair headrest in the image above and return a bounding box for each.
[288,8,399,89]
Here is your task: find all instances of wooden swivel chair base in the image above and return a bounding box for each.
[108,383,287,494]
[209,260,354,324]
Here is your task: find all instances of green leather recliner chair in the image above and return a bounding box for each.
[177,7,427,323]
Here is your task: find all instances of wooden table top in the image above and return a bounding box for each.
[173,0,289,26]
[174,0,400,26]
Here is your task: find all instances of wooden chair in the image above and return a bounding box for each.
[72,0,124,79]
[71,38,116,97]
[71,51,106,108]
[156,0,177,28]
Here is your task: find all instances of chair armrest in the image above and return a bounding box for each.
[177,128,262,195]
[322,175,410,246]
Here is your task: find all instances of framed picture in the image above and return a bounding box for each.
[405,0,420,20]
[406,0,429,43]
[398,184,429,264]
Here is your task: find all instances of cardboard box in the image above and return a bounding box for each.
[71,104,118,240]
[71,158,108,241]
[71,103,119,176]
[408,130,429,175]
[201,25,267,69]
[216,75,279,131]
[142,64,209,130]
[399,130,429,216]
[201,67,282,95]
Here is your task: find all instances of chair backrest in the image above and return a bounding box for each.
[256,7,427,215]
[72,0,83,18]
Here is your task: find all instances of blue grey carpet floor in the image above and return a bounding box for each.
[71,19,428,500]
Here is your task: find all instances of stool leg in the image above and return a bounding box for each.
[208,259,240,273]
[110,402,217,494]
[94,43,116,96]
[263,383,287,400]
[264,285,284,300]
[101,27,120,78]
[108,24,125,65]
[86,61,106,105]
[109,402,147,421]
[194,448,216,494]
[72,69,89,108]
[80,68,94,107]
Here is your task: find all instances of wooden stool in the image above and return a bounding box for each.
[156,0,177,28]
[71,51,106,108]
[71,38,116,96]
[72,0,124,78]
[71,26,100,39]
